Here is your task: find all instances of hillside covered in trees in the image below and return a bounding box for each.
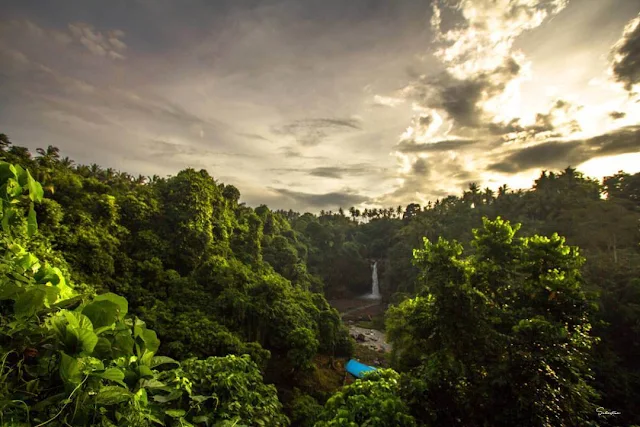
[1,133,639,426]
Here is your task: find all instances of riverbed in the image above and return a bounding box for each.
[347,324,391,353]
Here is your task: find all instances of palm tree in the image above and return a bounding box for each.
[35,145,60,167]
[465,182,481,207]
[483,187,495,205]
[76,165,91,177]
[60,157,75,168]
[104,168,116,182]
[0,134,12,151]
[349,206,356,220]
[149,175,163,184]
[89,163,102,177]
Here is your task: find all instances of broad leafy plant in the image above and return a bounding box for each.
[0,162,288,426]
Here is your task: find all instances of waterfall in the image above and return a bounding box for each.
[363,260,381,299]
[371,261,380,298]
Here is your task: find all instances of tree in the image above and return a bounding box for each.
[60,156,75,168]
[316,369,416,426]
[403,203,421,221]
[386,217,599,426]
[35,145,60,167]
[464,182,482,207]
[0,133,12,151]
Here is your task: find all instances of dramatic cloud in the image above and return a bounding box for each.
[610,13,640,91]
[490,99,583,145]
[271,188,370,209]
[396,139,478,153]
[272,118,361,146]
[431,0,568,79]
[272,163,379,179]
[490,141,586,173]
[308,165,376,179]
[380,0,640,206]
[490,126,640,173]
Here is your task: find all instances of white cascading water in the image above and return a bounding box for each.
[363,261,381,299]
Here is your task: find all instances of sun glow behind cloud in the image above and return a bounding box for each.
[378,0,640,208]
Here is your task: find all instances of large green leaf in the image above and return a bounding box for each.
[59,352,82,385]
[95,386,133,405]
[97,368,126,386]
[16,252,40,272]
[0,162,17,184]
[14,288,46,318]
[150,356,180,368]
[165,409,186,418]
[63,310,94,330]
[94,293,128,318]
[112,331,135,357]
[27,202,37,237]
[34,265,62,286]
[140,329,160,354]
[83,300,121,329]
[74,327,99,355]
[25,170,43,202]
[138,365,154,379]
[93,337,112,358]
[14,164,26,185]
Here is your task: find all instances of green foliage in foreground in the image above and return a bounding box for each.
[316,369,416,427]
[0,161,288,426]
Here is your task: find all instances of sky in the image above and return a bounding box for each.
[1,0,639,212]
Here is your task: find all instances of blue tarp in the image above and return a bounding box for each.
[345,359,377,379]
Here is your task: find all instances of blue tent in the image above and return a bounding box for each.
[345,359,377,379]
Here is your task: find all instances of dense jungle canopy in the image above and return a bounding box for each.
[1,134,639,426]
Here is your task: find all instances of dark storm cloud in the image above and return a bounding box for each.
[271,163,376,179]
[396,139,479,153]
[589,125,640,156]
[272,118,361,146]
[309,165,372,179]
[489,126,640,173]
[411,157,430,176]
[271,187,370,208]
[418,115,433,127]
[405,57,522,128]
[611,13,640,91]
[489,141,586,173]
